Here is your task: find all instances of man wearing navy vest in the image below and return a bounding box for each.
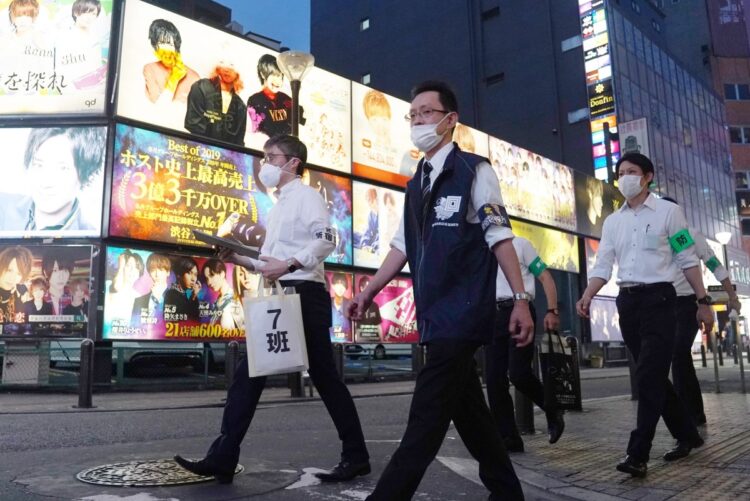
[349,81,533,500]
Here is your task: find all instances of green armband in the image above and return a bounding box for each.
[669,228,695,253]
[529,256,548,277]
[705,256,721,273]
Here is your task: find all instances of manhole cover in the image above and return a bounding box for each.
[76,459,244,486]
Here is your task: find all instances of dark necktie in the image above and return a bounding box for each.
[421,161,433,220]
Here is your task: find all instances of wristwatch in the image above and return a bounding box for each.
[547,308,559,315]
[513,292,532,302]
[286,258,299,273]
[697,295,713,306]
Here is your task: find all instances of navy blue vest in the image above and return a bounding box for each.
[404,145,497,344]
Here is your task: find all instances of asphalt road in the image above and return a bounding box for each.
[1,364,746,500]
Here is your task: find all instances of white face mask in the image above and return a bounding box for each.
[617,174,644,200]
[410,113,452,152]
[259,159,291,188]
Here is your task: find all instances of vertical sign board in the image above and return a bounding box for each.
[580,0,619,180]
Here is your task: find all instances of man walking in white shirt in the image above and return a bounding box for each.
[174,135,370,484]
[577,153,711,478]
[661,196,739,426]
[486,236,565,452]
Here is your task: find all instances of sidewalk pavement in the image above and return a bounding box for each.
[0,366,631,414]
[2,366,748,500]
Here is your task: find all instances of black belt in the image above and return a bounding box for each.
[496,299,515,309]
[619,282,672,294]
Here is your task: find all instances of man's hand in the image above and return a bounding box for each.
[729,296,742,315]
[259,256,288,281]
[543,311,560,332]
[576,295,592,318]
[696,304,714,333]
[509,301,534,347]
[347,290,374,320]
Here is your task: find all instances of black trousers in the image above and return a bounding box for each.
[485,302,555,439]
[204,281,369,469]
[367,339,524,501]
[616,283,700,462]
[672,295,705,423]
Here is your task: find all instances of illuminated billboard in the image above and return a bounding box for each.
[0,0,113,116]
[573,170,623,238]
[115,0,351,172]
[488,136,576,232]
[0,244,93,337]
[325,270,353,343]
[351,82,419,186]
[579,0,619,179]
[352,180,406,270]
[0,126,106,238]
[511,219,579,274]
[453,123,489,158]
[110,123,352,264]
[102,245,258,341]
[353,273,418,344]
[584,237,619,297]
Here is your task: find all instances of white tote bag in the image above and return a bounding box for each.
[243,280,308,377]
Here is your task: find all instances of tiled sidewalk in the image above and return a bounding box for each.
[513,393,750,500]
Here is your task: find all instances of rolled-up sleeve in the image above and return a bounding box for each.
[695,231,730,282]
[390,214,407,255]
[667,206,700,270]
[588,218,616,283]
[470,161,514,248]
[292,190,336,268]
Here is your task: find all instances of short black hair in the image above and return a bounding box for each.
[203,258,226,277]
[257,54,282,84]
[24,127,105,186]
[148,19,182,52]
[331,272,347,286]
[172,256,198,277]
[42,248,76,279]
[616,152,654,177]
[72,0,100,20]
[264,134,308,175]
[410,80,458,114]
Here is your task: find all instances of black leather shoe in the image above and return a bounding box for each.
[174,455,235,484]
[616,455,648,477]
[504,435,525,453]
[315,461,371,482]
[547,410,565,444]
[663,437,704,461]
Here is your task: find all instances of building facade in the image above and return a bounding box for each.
[311,0,743,272]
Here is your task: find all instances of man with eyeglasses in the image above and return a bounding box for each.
[175,134,370,485]
[349,80,532,500]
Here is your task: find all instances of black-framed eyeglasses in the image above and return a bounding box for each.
[261,153,288,164]
[404,108,450,122]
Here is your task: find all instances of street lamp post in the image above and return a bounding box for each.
[276,51,315,138]
[276,51,314,398]
[715,231,746,394]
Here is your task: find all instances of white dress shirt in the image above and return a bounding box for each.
[496,236,539,300]
[390,142,514,254]
[673,227,729,296]
[236,178,335,284]
[588,193,700,286]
